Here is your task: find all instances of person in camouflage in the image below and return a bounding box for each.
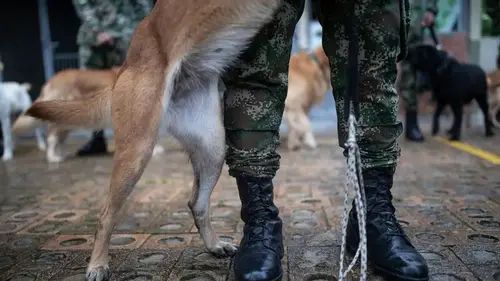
[225,1,428,281]
[397,0,438,142]
[486,0,500,69]
[72,0,152,156]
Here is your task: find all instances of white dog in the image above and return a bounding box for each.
[0,82,46,161]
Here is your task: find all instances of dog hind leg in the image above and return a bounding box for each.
[46,126,69,163]
[35,127,46,151]
[168,76,237,256]
[86,58,169,281]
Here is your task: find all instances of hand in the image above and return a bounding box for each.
[421,11,435,27]
[97,32,114,45]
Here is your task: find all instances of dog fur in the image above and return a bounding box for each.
[12,67,165,163]
[0,82,46,161]
[26,0,282,280]
[284,46,330,150]
[487,69,500,128]
[406,44,495,141]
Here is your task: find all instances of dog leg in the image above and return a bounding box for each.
[86,64,166,281]
[1,116,14,161]
[474,94,495,137]
[35,127,46,151]
[152,144,165,156]
[168,77,237,257]
[449,104,463,141]
[285,108,315,150]
[432,102,445,136]
[46,126,68,163]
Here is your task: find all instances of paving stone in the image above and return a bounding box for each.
[468,265,500,281]
[1,133,499,280]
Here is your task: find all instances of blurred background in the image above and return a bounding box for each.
[0,0,498,136]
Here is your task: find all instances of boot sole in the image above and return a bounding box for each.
[346,244,428,281]
[234,272,282,281]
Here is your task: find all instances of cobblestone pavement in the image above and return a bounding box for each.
[1,126,499,281]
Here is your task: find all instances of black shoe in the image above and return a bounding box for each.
[346,167,429,281]
[233,176,283,281]
[405,110,425,142]
[76,130,108,156]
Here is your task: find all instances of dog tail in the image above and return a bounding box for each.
[26,87,112,129]
[12,115,42,134]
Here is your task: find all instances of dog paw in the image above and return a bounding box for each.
[152,145,165,156]
[47,155,64,163]
[38,144,47,151]
[208,241,238,257]
[86,265,110,281]
[2,153,13,161]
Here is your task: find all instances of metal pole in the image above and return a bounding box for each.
[296,0,311,51]
[37,0,54,81]
[0,56,3,82]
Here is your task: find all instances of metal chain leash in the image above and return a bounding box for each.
[338,114,367,281]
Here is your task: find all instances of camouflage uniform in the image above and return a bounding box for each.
[398,0,437,112]
[224,0,407,177]
[72,0,151,156]
[227,2,428,281]
[73,0,152,69]
[485,0,500,69]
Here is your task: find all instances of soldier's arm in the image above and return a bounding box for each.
[72,0,101,33]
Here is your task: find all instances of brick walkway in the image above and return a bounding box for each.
[1,127,499,281]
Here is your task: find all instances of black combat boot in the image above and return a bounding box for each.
[405,110,425,142]
[346,167,429,281]
[233,176,284,281]
[77,130,108,156]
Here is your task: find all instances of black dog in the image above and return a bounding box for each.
[406,44,494,141]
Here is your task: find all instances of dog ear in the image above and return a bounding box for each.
[21,83,32,91]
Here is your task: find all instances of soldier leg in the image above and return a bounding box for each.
[222,1,304,280]
[400,60,425,141]
[316,0,428,280]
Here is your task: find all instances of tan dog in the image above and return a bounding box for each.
[13,67,165,163]
[487,69,500,128]
[26,1,281,280]
[284,46,331,150]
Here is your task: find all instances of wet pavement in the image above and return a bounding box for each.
[1,117,500,281]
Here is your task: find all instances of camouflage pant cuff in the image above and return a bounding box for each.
[341,122,403,170]
[225,146,281,179]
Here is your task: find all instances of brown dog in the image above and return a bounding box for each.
[26,1,281,280]
[13,67,165,163]
[487,69,500,128]
[284,46,331,150]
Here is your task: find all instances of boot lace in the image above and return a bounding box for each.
[243,190,280,244]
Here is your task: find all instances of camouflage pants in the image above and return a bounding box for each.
[78,42,127,70]
[398,59,419,112]
[223,0,405,178]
